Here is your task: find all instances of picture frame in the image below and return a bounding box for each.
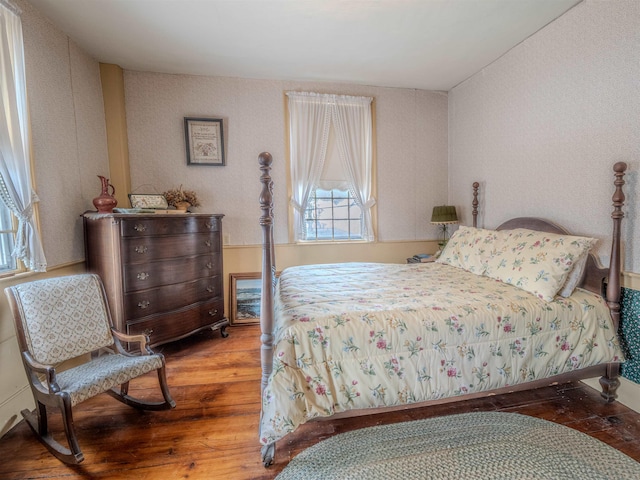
[229,273,262,325]
[184,117,225,166]
[128,194,169,209]
[229,272,279,325]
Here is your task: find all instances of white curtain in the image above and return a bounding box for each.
[0,1,47,272]
[287,91,375,241]
[332,95,375,241]
[287,92,331,241]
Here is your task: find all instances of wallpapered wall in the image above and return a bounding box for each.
[123,73,449,246]
[447,0,640,383]
[19,0,110,267]
[448,0,639,274]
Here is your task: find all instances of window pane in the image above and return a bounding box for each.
[349,202,362,218]
[0,204,16,272]
[349,219,362,238]
[333,220,351,239]
[331,190,348,199]
[317,203,333,220]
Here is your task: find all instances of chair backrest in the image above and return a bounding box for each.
[6,274,114,365]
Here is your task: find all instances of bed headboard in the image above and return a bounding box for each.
[491,162,627,331]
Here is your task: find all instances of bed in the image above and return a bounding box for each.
[257,152,627,466]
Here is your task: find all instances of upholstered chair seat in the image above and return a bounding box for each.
[54,353,164,406]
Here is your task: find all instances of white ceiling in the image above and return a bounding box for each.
[26,0,581,91]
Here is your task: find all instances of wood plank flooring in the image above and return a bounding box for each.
[1,325,639,479]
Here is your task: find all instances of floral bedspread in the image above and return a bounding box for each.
[259,262,623,445]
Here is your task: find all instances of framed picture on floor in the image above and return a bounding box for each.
[229,272,279,325]
[229,273,262,325]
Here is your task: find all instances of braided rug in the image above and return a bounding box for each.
[276,411,640,479]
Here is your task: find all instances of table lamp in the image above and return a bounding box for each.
[431,205,458,247]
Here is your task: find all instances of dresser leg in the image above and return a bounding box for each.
[211,318,230,338]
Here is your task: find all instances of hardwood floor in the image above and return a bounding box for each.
[1,324,639,479]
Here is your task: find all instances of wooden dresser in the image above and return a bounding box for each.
[83,212,229,348]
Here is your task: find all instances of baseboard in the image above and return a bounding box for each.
[581,376,640,413]
[0,386,33,438]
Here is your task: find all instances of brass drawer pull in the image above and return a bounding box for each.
[138,300,150,309]
[206,262,213,269]
[206,286,214,293]
[205,222,215,229]
[134,224,147,232]
[137,272,150,280]
[208,309,218,316]
[143,328,153,336]
[205,240,211,247]
[134,245,148,254]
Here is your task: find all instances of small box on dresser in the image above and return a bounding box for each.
[82,212,229,348]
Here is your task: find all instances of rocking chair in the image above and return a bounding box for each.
[5,273,176,464]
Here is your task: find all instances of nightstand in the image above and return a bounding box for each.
[407,254,436,264]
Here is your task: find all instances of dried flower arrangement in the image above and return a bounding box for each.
[162,185,200,208]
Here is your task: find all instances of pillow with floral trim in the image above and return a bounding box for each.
[483,228,596,301]
[436,226,500,275]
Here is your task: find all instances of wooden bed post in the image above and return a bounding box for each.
[258,152,277,466]
[258,152,275,396]
[600,161,627,402]
[472,182,479,228]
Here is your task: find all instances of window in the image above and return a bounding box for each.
[304,189,363,241]
[287,91,375,243]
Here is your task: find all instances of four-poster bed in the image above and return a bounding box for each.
[257,152,627,466]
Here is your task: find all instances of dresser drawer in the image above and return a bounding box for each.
[127,298,225,347]
[122,233,220,263]
[123,254,221,292]
[124,277,222,320]
[120,216,221,237]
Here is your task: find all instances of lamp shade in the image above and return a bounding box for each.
[430,205,458,224]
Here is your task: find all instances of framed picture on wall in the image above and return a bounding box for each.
[184,117,225,166]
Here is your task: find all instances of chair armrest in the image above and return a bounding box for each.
[111,328,153,356]
[22,351,61,394]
